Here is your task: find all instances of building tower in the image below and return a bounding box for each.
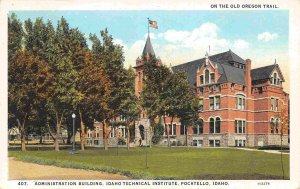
[133,34,161,146]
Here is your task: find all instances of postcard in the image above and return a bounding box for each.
[0,0,300,188]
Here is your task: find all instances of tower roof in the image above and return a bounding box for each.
[142,35,155,56]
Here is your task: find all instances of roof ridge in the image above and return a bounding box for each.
[251,64,275,71]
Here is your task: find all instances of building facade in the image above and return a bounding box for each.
[88,35,289,148]
[134,35,289,147]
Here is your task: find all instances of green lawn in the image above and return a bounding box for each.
[9,147,289,180]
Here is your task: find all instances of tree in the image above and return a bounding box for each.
[45,17,82,151]
[77,50,110,150]
[8,50,53,151]
[177,94,199,146]
[276,105,289,179]
[140,55,172,146]
[89,29,127,150]
[118,66,139,150]
[161,70,199,147]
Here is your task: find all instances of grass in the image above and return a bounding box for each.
[8,147,289,180]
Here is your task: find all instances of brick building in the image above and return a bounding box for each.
[88,35,289,147]
[134,35,289,147]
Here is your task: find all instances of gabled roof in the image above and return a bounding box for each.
[171,50,245,86]
[142,35,155,56]
[251,64,275,81]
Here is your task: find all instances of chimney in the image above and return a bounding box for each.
[245,59,252,96]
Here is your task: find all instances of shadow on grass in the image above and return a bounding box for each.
[192,173,289,180]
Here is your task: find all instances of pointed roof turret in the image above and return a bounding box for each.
[142,35,155,57]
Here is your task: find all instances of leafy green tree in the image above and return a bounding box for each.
[89,29,127,150]
[8,50,53,151]
[118,66,139,150]
[177,89,199,146]
[140,55,172,146]
[45,17,82,151]
[161,71,192,147]
[77,50,110,150]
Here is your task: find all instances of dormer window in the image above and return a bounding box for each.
[210,73,215,83]
[205,70,209,84]
[200,75,204,85]
[273,73,277,84]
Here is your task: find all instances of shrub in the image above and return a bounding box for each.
[171,141,177,146]
[177,141,182,146]
[117,138,126,145]
[152,123,164,144]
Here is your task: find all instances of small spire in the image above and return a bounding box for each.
[205,52,209,65]
[274,58,277,65]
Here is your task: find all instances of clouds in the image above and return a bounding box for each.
[119,22,254,68]
[257,32,278,42]
[233,39,249,49]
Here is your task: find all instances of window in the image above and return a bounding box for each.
[215,96,220,109]
[273,73,277,85]
[169,124,176,136]
[209,140,220,147]
[193,120,203,134]
[193,140,203,147]
[209,117,221,134]
[235,140,246,147]
[236,95,245,110]
[120,115,126,121]
[270,118,275,134]
[205,70,209,84]
[209,118,214,133]
[271,98,274,111]
[209,97,214,110]
[235,120,246,133]
[199,99,203,111]
[275,119,279,134]
[209,86,213,93]
[200,75,204,85]
[215,117,220,133]
[210,73,215,83]
[198,119,204,134]
[216,85,221,92]
[119,126,126,137]
[199,87,204,96]
[275,99,279,111]
[110,127,115,138]
[180,125,186,135]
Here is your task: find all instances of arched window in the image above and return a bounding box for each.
[209,118,214,133]
[270,118,274,134]
[199,119,203,134]
[205,69,209,84]
[215,117,221,133]
[275,119,279,134]
[210,73,215,83]
[236,94,246,110]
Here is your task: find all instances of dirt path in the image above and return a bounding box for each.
[9,157,128,180]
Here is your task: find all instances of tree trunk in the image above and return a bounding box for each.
[169,116,174,147]
[79,110,85,151]
[127,125,130,150]
[185,127,188,146]
[17,117,27,151]
[54,138,59,151]
[103,120,108,150]
[21,134,26,151]
[163,116,170,147]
